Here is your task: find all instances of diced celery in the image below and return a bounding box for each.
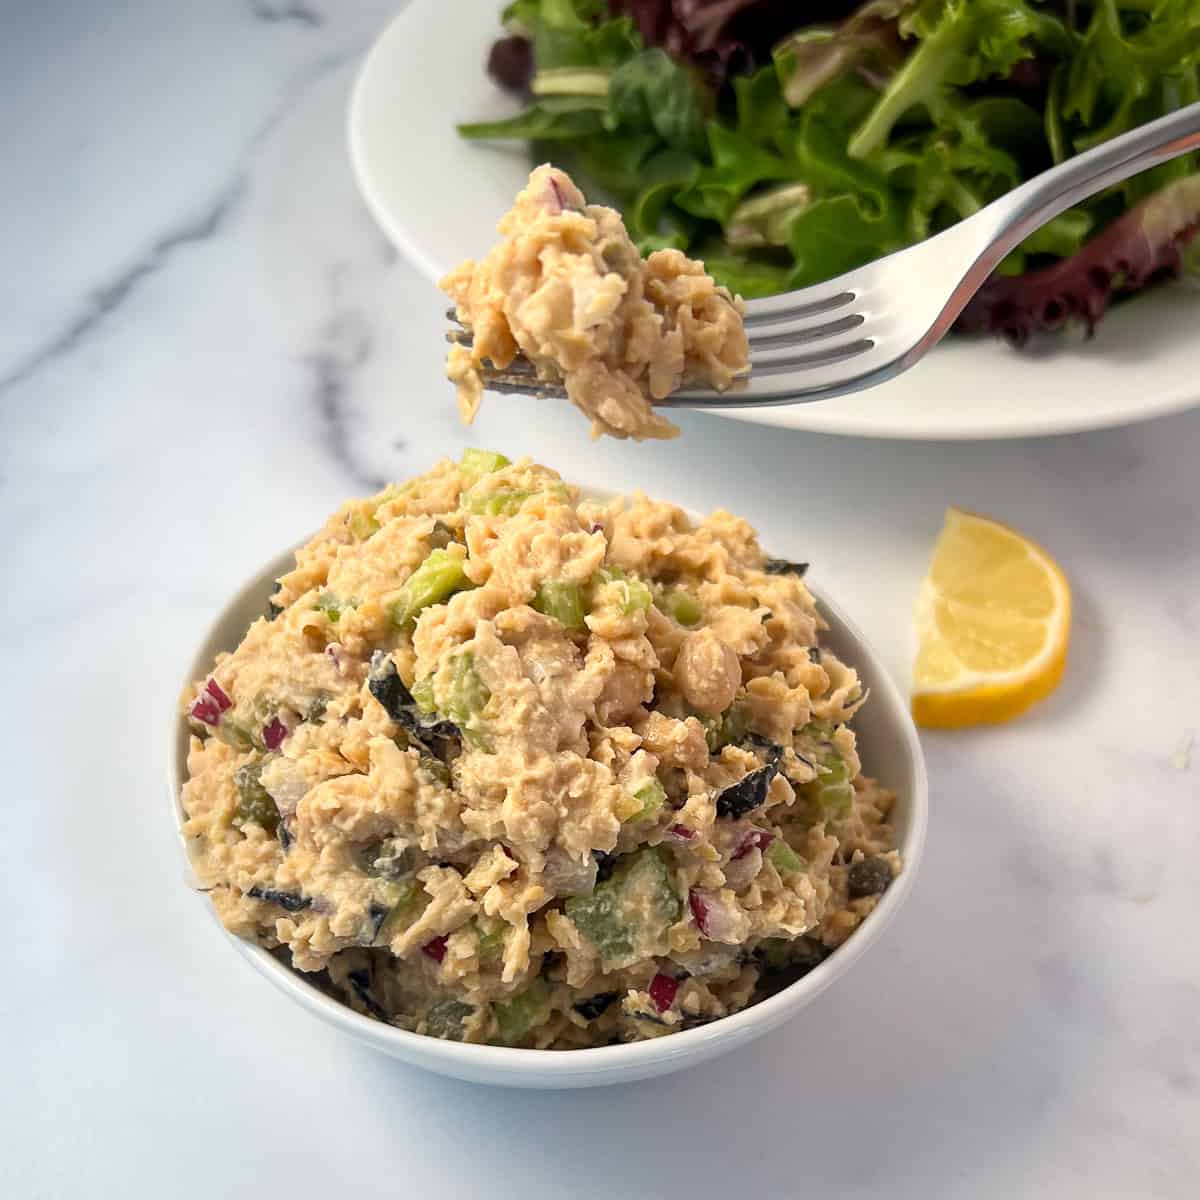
[492,980,552,1045]
[626,778,665,823]
[410,677,436,713]
[662,588,702,626]
[218,720,256,752]
[460,448,511,479]
[767,839,805,875]
[444,652,491,729]
[425,999,474,1041]
[475,919,507,965]
[703,702,748,753]
[375,879,423,944]
[233,762,279,834]
[390,549,472,630]
[314,590,342,622]
[566,848,680,964]
[594,567,652,615]
[463,482,569,516]
[800,756,854,822]
[532,580,586,630]
[348,510,380,541]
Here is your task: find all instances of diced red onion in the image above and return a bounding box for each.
[421,935,448,963]
[325,643,347,675]
[548,177,567,213]
[262,717,288,751]
[688,888,743,943]
[666,824,695,841]
[205,678,232,711]
[189,696,221,727]
[649,973,678,1013]
[732,829,774,860]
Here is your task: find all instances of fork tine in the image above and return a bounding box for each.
[480,370,567,399]
[748,312,865,351]
[742,288,856,328]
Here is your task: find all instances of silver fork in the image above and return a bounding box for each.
[448,102,1200,409]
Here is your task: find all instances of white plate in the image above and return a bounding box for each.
[348,0,1200,441]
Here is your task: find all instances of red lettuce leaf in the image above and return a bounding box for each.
[956,174,1200,343]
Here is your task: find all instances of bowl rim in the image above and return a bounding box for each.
[168,496,928,1080]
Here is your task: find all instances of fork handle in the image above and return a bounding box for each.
[969,101,1200,276]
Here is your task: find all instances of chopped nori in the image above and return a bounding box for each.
[847,856,893,899]
[763,559,808,577]
[347,967,388,1022]
[808,646,823,664]
[743,732,784,762]
[367,902,392,940]
[266,583,284,621]
[246,886,311,913]
[367,651,461,759]
[573,991,620,1020]
[277,819,293,852]
[592,849,618,883]
[753,935,830,1000]
[715,760,780,819]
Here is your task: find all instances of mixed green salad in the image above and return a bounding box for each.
[461,0,1200,341]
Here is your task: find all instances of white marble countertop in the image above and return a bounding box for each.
[3,3,1198,1196]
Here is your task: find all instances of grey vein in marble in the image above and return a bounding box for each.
[248,0,323,26]
[305,310,387,493]
[0,182,245,398]
[0,45,361,401]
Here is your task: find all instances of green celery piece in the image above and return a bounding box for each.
[348,510,380,541]
[704,702,748,753]
[233,762,278,834]
[424,999,474,1042]
[662,588,703,626]
[475,920,507,965]
[459,448,511,479]
[390,549,471,630]
[768,839,805,875]
[532,580,587,631]
[801,755,854,822]
[443,652,491,729]
[410,676,436,713]
[463,482,568,517]
[218,720,256,752]
[566,848,680,963]
[376,879,423,944]
[493,980,552,1045]
[314,590,342,623]
[627,778,666,823]
[565,881,632,961]
[594,567,651,615]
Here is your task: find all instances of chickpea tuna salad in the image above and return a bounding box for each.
[442,165,749,441]
[180,454,900,1049]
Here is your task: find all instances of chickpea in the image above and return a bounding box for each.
[674,629,740,716]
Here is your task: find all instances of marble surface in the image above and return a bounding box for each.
[2,3,1198,1196]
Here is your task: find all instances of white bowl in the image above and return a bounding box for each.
[168,513,928,1088]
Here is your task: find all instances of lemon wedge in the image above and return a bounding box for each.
[912,508,1071,728]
